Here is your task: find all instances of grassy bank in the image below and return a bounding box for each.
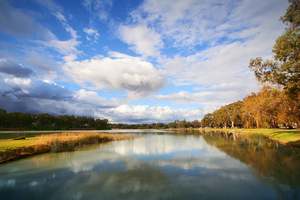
[237,129,300,147]
[197,128,300,147]
[0,132,134,164]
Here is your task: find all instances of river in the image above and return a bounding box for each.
[0,129,299,199]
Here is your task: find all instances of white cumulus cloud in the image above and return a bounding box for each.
[100,104,204,123]
[63,53,167,100]
[118,25,163,57]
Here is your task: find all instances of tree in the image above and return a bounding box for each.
[8,112,33,129]
[248,0,300,128]
[34,113,55,128]
[212,108,229,128]
[201,113,214,128]
[155,123,166,129]
[168,120,179,128]
[192,120,201,128]
[249,0,299,97]
[280,0,300,30]
[225,101,243,128]
[96,119,108,130]
[211,101,243,128]
[0,109,8,128]
[241,86,299,128]
[178,120,187,128]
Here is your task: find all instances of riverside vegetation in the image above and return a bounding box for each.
[0,132,134,164]
[196,128,300,148]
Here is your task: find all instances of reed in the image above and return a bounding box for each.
[0,132,134,164]
[39,132,133,152]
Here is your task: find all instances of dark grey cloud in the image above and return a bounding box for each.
[0,97,98,117]
[0,60,34,77]
[22,81,73,101]
[0,78,70,114]
[0,79,117,117]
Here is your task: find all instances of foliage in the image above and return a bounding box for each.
[280,0,300,30]
[197,86,299,129]
[247,0,300,129]
[201,113,214,128]
[191,120,201,128]
[108,119,198,129]
[242,86,282,128]
[0,109,109,130]
[167,120,179,128]
[212,101,243,128]
[242,86,300,128]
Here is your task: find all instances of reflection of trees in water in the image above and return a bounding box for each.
[200,130,300,192]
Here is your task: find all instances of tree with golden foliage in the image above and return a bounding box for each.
[242,86,283,128]
[242,86,299,128]
[248,0,299,128]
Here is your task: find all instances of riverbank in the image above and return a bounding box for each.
[0,132,134,164]
[197,128,300,148]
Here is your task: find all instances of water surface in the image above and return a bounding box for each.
[0,130,299,199]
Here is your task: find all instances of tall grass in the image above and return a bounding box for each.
[39,132,133,152]
[0,132,134,163]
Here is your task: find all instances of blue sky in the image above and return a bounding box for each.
[0,0,288,123]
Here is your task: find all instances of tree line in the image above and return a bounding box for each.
[0,109,109,130]
[109,120,201,130]
[201,86,299,129]
[0,109,203,130]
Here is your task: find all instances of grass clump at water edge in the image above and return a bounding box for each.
[196,128,300,148]
[0,132,134,164]
[237,129,300,147]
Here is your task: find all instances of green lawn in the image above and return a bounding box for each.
[238,129,300,147]
[0,137,40,153]
[197,128,300,147]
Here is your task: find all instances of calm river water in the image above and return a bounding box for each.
[0,130,299,200]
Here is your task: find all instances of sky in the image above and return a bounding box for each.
[0,0,289,124]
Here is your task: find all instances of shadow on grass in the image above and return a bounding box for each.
[286,140,300,148]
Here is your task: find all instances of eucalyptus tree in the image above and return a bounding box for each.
[248,0,299,128]
[241,86,293,128]
[0,109,7,128]
[201,113,214,128]
[192,120,201,128]
[211,101,242,128]
[249,0,299,97]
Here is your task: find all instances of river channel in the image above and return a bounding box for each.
[0,130,299,200]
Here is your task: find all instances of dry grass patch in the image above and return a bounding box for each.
[0,132,134,164]
[39,132,134,152]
